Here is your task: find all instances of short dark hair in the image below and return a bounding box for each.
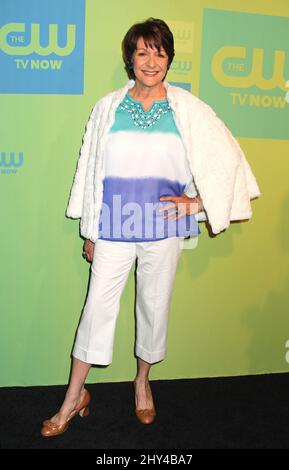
[121,18,175,80]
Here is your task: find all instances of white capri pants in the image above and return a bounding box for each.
[72,236,183,365]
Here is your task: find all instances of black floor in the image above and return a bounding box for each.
[1,373,289,449]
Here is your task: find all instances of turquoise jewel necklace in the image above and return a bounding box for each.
[119,94,171,129]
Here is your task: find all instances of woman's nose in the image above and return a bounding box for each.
[147,55,157,67]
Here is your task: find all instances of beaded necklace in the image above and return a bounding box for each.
[119,93,171,129]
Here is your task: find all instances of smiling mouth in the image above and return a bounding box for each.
[142,71,159,75]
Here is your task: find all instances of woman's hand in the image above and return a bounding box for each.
[159,193,204,221]
[82,239,95,263]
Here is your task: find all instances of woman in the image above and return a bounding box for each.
[41,18,260,437]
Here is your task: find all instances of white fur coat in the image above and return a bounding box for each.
[66,79,261,241]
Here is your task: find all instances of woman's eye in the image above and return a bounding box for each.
[137,52,166,58]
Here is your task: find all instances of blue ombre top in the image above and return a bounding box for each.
[98,92,200,242]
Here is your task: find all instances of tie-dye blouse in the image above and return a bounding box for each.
[98,92,200,242]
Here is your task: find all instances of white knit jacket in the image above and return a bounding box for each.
[65,79,261,241]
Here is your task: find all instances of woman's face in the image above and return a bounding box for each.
[131,36,169,88]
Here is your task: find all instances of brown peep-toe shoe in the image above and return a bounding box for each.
[41,388,91,437]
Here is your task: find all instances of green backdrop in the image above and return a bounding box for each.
[1,0,289,386]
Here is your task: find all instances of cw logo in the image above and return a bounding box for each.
[0,152,23,168]
[171,60,192,73]
[0,23,76,56]
[212,46,287,91]
[172,29,192,42]
[169,21,194,54]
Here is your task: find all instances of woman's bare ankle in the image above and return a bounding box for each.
[65,385,84,402]
[56,388,84,420]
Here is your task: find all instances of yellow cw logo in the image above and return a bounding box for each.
[0,23,76,56]
[169,21,194,54]
[212,46,287,91]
